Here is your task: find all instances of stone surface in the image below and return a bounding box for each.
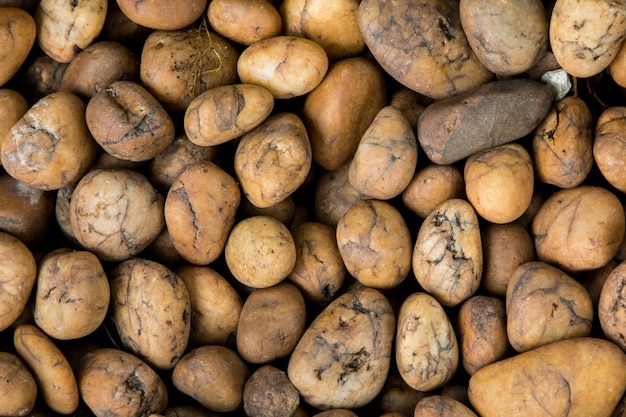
[287,287,395,409]
[417,78,553,165]
[359,0,493,100]
[468,337,626,417]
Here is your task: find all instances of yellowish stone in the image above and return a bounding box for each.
[468,338,626,417]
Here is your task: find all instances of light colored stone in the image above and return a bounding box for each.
[287,287,395,409]
[396,292,459,391]
[468,337,626,417]
[413,198,482,307]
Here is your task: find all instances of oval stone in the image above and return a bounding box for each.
[303,57,386,171]
[337,199,412,290]
[550,0,626,78]
[413,198,482,307]
[599,260,626,351]
[506,262,593,353]
[234,112,311,209]
[460,0,548,75]
[464,143,534,224]
[468,337,626,417]
[0,352,37,416]
[396,292,459,391]
[349,106,418,200]
[109,258,191,371]
[184,84,274,147]
[359,0,493,99]
[165,161,240,265]
[287,287,395,410]
[0,7,36,86]
[417,78,553,165]
[237,35,328,99]
[532,186,625,273]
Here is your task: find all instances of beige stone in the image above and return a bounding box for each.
[288,287,395,409]
[469,337,626,417]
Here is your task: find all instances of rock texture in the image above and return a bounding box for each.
[469,337,626,417]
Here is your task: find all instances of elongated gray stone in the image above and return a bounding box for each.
[417,78,553,165]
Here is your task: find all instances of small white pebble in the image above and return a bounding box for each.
[541,68,572,101]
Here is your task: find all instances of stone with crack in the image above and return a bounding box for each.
[358,0,493,100]
[287,286,395,409]
[506,261,593,353]
[395,292,459,392]
[413,198,482,307]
